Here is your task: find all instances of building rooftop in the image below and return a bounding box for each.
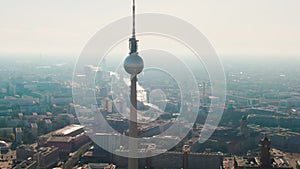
[235,156,260,168]
[223,157,235,169]
[15,127,22,132]
[95,133,121,136]
[45,119,52,124]
[31,123,38,128]
[47,136,73,143]
[53,125,84,137]
[37,146,58,156]
[233,149,294,169]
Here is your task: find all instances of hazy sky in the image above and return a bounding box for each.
[0,0,300,57]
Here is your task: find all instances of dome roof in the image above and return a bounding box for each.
[0,140,8,147]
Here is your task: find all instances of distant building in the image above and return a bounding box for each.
[279,100,289,108]
[52,124,84,137]
[86,141,222,169]
[99,87,108,98]
[87,163,116,169]
[7,83,15,96]
[15,128,23,144]
[33,147,60,169]
[16,145,35,162]
[114,99,125,114]
[114,150,223,169]
[296,160,300,169]
[50,97,73,105]
[45,119,52,132]
[14,157,37,169]
[0,150,15,168]
[16,145,59,169]
[18,113,23,119]
[93,133,121,154]
[240,116,249,137]
[31,123,38,139]
[102,98,113,113]
[260,136,271,167]
[0,128,14,138]
[0,140,10,154]
[46,112,52,117]
[55,114,75,125]
[15,83,25,96]
[228,135,293,169]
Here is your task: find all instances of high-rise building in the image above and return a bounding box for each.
[15,127,22,144]
[31,123,38,139]
[45,119,52,132]
[260,135,271,167]
[240,115,249,137]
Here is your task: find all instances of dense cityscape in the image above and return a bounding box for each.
[0,56,298,169]
[1,0,300,169]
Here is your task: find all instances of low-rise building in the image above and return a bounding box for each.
[33,146,60,169]
[16,145,35,162]
[46,125,90,158]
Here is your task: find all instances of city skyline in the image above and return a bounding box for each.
[0,1,300,168]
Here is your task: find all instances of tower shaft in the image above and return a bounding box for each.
[128,75,138,169]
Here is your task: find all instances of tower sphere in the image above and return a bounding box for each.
[124,52,144,75]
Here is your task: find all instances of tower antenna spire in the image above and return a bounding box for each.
[129,0,138,54]
[132,0,136,38]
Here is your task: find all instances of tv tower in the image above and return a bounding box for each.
[123,0,144,168]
